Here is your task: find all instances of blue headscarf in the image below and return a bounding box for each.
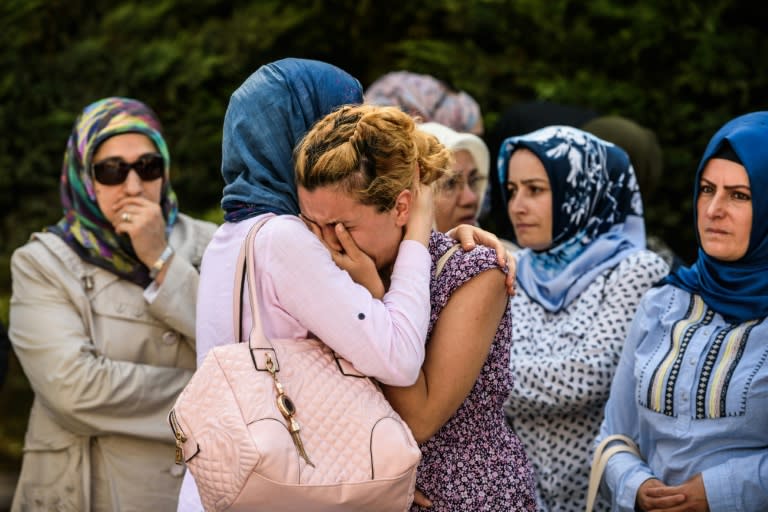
[497,125,645,311]
[664,111,768,323]
[221,58,363,222]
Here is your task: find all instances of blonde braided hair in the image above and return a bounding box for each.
[295,104,451,211]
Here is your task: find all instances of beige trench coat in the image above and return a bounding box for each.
[9,213,216,512]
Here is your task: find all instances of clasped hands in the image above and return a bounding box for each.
[636,474,709,512]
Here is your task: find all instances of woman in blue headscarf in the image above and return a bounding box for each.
[220,59,366,220]
[178,58,516,511]
[496,125,669,511]
[177,57,438,511]
[596,112,768,511]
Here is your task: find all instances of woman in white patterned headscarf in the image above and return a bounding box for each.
[497,125,669,511]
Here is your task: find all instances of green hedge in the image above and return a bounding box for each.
[0,0,766,462]
[1,0,766,282]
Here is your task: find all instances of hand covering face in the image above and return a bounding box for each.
[49,97,177,287]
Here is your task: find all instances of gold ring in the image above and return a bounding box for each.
[121,212,132,223]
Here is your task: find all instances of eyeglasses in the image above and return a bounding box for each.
[438,172,486,198]
[92,153,165,185]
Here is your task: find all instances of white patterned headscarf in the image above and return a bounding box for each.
[497,125,646,311]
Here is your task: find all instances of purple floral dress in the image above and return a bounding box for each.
[411,232,536,511]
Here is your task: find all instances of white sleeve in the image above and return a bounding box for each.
[255,218,432,386]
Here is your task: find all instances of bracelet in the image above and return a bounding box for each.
[149,245,174,279]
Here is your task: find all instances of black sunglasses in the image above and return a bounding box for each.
[92,153,165,185]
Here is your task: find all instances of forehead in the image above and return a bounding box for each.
[298,185,368,224]
[93,132,156,160]
[507,148,548,181]
[452,149,476,169]
[700,158,750,184]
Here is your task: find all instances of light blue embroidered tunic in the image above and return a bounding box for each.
[597,284,768,511]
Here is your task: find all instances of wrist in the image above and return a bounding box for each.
[149,245,174,280]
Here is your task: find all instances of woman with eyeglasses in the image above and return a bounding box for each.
[497,126,669,511]
[8,97,217,511]
[416,122,490,235]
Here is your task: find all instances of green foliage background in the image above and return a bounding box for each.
[0,0,766,467]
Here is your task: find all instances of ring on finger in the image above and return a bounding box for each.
[121,212,132,223]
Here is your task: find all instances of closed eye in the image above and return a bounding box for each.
[300,214,320,228]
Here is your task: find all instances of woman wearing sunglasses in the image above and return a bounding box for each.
[8,97,217,511]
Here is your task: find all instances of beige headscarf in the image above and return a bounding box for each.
[417,121,490,222]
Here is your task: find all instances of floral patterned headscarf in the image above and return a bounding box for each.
[497,125,646,311]
[48,97,178,287]
[364,71,483,135]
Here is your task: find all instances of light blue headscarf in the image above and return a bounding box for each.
[497,125,646,311]
[221,58,363,222]
[664,111,768,323]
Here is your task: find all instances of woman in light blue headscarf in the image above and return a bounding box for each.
[497,125,669,511]
[498,125,647,312]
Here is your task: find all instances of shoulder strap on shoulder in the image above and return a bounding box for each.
[233,216,274,344]
[435,243,461,278]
